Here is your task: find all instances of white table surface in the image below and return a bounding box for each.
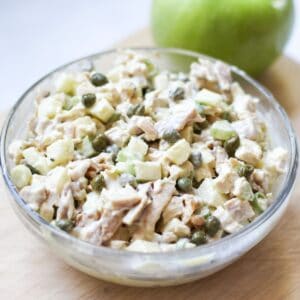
[0,0,299,112]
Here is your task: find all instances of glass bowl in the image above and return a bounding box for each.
[0,48,298,287]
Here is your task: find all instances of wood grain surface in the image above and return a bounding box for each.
[1,29,299,300]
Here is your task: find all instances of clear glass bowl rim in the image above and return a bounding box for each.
[0,47,298,259]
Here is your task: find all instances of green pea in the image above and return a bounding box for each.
[82,93,96,108]
[190,152,202,168]
[191,230,207,245]
[91,174,105,192]
[90,72,108,87]
[169,87,185,101]
[176,177,192,193]
[92,134,109,152]
[221,111,233,122]
[237,164,254,178]
[55,219,74,232]
[162,129,181,144]
[127,103,145,117]
[193,121,209,134]
[204,216,221,237]
[224,135,240,157]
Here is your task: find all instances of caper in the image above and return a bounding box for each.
[162,129,181,144]
[191,230,207,245]
[127,103,145,117]
[91,174,105,192]
[169,87,185,101]
[190,152,202,168]
[193,121,209,134]
[222,111,233,122]
[204,216,221,237]
[82,93,96,107]
[55,219,74,232]
[119,173,137,188]
[224,135,240,157]
[90,72,108,87]
[176,177,192,193]
[92,134,109,152]
[237,164,254,178]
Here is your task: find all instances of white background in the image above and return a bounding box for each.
[1,0,299,111]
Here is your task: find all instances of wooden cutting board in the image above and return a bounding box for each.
[1,29,300,300]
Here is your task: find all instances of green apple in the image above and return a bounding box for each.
[151,0,294,75]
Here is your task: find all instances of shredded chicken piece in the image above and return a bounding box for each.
[123,183,151,225]
[68,159,91,181]
[155,103,204,135]
[224,198,255,223]
[133,181,175,241]
[102,185,141,210]
[136,116,159,141]
[56,184,74,220]
[20,184,47,211]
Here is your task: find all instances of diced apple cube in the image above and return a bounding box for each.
[38,96,63,119]
[89,98,115,122]
[23,147,51,175]
[83,191,103,214]
[10,165,32,189]
[127,137,148,157]
[197,178,226,207]
[46,138,74,166]
[166,139,191,165]
[47,166,70,193]
[55,73,78,95]
[73,116,97,138]
[135,161,161,181]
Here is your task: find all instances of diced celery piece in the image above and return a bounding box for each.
[195,89,223,106]
[115,162,136,175]
[63,96,80,110]
[251,193,268,214]
[210,120,237,140]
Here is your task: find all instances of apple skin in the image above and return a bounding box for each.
[151,0,294,76]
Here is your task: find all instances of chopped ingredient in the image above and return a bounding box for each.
[9,50,287,252]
